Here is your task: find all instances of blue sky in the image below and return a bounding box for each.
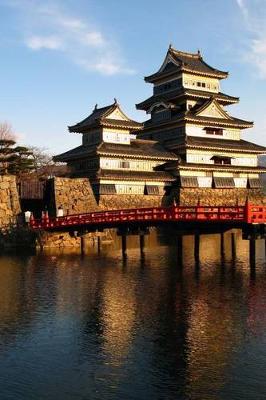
[0,0,266,154]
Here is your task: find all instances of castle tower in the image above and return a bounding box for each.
[54,100,178,208]
[136,46,266,205]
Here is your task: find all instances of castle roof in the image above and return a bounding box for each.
[136,89,239,111]
[145,46,228,83]
[165,136,266,154]
[97,140,178,160]
[142,109,253,130]
[69,100,143,133]
[160,160,266,174]
[54,139,178,163]
[97,169,176,182]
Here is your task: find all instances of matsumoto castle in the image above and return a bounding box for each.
[55,46,266,207]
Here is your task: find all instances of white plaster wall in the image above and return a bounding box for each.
[234,178,247,187]
[182,73,220,92]
[102,130,131,144]
[197,177,212,187]
[186,124,241,140]
[187,150,258,167]
[100,158,161,171]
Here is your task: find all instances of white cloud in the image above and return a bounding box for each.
[236,0,249,18]
[2,0,135,76]
[26,35,63,50]
[236,0,266,79]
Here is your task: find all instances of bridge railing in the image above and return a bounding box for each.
[245,204,266,223]
[29,203,259,230]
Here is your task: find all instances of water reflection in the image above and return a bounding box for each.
[0,230,266,400]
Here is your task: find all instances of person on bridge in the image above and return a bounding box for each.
[57,205,64,218]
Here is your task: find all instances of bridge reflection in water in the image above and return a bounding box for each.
[0,231,266,400]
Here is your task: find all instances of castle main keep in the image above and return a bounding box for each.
[54,46,266,208]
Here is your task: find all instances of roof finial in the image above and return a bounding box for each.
[197,49,201,57]
[94,103,98,111]
[114,97,118,104]
[169,43,172,50]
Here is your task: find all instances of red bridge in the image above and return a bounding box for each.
[30,203,266,231]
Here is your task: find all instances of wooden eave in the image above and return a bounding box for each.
[69,101,143,133]
[96,151,177,161]
[184,116,253,129]
[136,90,239,111]
[53,147,97,162]
[178,163,266,174]
[171,143,266,154]
[145,58,228,83]
[100,120,143,130]
[96,169,176,182]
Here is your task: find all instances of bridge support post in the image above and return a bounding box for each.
[220,232,225,260]
[139,234,145,258]
[231,232,236,260]
[97,237,101,254]
[249,236,256,272]
[194,234,200,263]
[121,234,127,259]
[81,235,85,256]
[177,236,183,267]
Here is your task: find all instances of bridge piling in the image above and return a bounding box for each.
[81,235,85,256]
[139,234,145,258]
[231,232,236,260]
[249,236,256,271]
[177,236,183,267]
[220,232,225,261]
[121,234,127,259]
[194,234,200,263]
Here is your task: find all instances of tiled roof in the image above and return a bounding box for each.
[179,162,266,173]
[136,89,239,110]
[53,139,179,163]
[166,136,266,153]
[98,169,176,181]
[143,110,253,130]
[53,145,95,162]
[185,112,253,128]
[160,160,266,173]
[69,100,143,132]
[145,47,228,82]
[97,140,178,160]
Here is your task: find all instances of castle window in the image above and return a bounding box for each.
[211,156,231,165]
[180,177,199,187]
[99,184,117,194]
[204,127,223,136]
[144,185,160,195]
[213,177,235,188]
[119,161,130,169]
[248,178,262,188]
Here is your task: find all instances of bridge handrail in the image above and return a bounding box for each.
[29,203,266,230]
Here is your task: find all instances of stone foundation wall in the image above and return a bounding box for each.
[98,194,166,210]
[0,175,21,228]
[177,188,265,206]
[51,177,99,216]
[37,231,112,249]
[37,231,81,249]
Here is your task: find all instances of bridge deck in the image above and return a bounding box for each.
[30,203,266,231]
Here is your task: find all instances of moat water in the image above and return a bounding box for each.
[0,230,266,400]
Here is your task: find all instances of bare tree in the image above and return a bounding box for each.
[29,146,53,171]
[0,122,16,142]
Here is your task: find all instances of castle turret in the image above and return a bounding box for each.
[136,46,266,205]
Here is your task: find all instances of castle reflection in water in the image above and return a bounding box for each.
[0,231,266,400]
